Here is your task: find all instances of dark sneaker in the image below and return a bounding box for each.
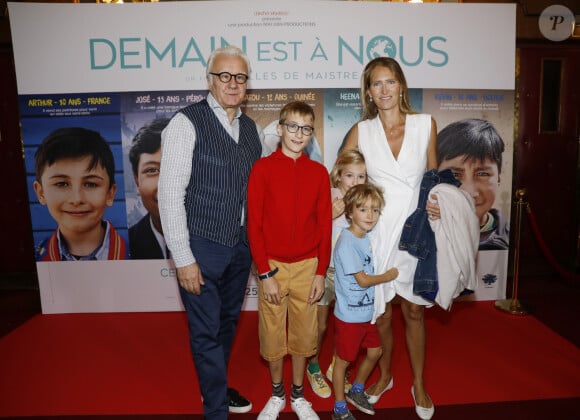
[346,390,375,415]
[228,387,252,414]
[332,409,356,420]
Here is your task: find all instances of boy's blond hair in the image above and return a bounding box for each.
[343,183,385,222]
[278,101,315,124]
[330,149,366,188]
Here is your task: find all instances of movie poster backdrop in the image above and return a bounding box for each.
[8,1,516,313]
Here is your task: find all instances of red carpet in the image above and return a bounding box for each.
[0,301,579,417]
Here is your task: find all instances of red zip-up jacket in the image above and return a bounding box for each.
[248,148,332,276]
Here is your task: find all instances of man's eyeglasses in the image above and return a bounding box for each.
[282,122,314,136]
[209,72,249,84]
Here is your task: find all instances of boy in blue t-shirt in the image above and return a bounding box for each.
[332,183,398,420]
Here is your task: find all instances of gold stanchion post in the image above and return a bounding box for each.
[495,188,529,315]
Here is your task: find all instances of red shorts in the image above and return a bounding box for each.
[334,316,380,362]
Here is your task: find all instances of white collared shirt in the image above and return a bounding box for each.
[158,93,264,268]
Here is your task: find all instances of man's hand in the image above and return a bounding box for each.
[177,263,204,295]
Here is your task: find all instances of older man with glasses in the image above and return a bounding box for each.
[158,45,264,420]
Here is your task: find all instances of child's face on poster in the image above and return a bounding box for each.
[33,156,116,236]
[438,155,500,225]
[134,149,161,220]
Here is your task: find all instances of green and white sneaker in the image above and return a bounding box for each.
[307,369,331,398]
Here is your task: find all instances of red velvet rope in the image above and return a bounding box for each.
[525,207,580,281]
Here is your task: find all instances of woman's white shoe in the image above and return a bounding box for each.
[365,377,393,405]
[411,386,434,420]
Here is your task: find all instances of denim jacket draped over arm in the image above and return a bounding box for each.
[398,169,460,300]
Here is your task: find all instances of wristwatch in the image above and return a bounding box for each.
[258,267,279,281]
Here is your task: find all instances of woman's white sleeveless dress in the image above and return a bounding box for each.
[357,113,433,321]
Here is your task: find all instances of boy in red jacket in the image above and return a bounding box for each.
[248,101,332,420]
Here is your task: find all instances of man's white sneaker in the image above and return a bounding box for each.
[307,369,331,398]
[291,397,319,420]
[257,396,286,420]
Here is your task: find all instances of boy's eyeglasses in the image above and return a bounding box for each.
[209,72,249,84]
[282,123,314,136]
